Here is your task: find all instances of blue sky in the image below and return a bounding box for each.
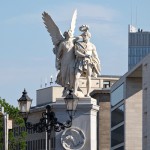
[0,0,149,106]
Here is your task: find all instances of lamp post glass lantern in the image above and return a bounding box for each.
[64,91,79,119]
[18,89,32,121]
[18,89,78,134]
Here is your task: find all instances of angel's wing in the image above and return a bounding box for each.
[42,12,64,46]
[70,9,77,36]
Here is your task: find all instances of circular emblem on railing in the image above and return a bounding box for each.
[61,127,85,150]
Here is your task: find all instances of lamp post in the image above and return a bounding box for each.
[18,89,32,123]
[18,89,78,149]
[64,90,79,120]
[0,104,11,150]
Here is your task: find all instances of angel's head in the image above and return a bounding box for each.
[63,30,73,39]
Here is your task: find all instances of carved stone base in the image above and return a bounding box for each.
[53,97,99,150]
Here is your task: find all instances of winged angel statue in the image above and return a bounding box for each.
[42,10,101,97]
[42,10,79,95]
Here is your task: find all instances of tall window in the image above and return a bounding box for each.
[111,84,124,107]
[111,105,124,127]
[111,125,124,147]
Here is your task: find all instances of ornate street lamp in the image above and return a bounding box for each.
[64,90,79,120]
[18,89,78,133]
[18,89,32,122]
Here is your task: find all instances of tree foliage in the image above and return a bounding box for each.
[0,98,27,150]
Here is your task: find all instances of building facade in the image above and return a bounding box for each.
[16,75,119,150]
[128,25,150,70]
[111,53,150,150]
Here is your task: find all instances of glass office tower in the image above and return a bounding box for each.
[128,25,150,70]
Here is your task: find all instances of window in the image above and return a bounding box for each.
[36,140,38,150]
[103,81,110,88]
[111,84,124,106]
[38,140,40,149]
[51,138,54,148]
[51,137,56,149]
[111,125,124,147]
[43,139,46,149]
[33,140,35,150]
[111,105,124,127]
[28,141,30,150]
[41,139,43,149]
[30,141,32,150]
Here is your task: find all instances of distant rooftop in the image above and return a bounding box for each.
[129,24,150,33]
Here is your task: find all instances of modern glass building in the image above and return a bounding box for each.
[128,25,150,70]
[111,53,150,150]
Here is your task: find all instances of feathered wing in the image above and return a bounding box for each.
[70,9,77,35]
[42,11,64,46]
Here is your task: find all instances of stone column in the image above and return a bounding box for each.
[53,97,99,150]
[91,89,110,150]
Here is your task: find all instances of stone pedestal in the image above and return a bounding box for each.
[53,97,99,150]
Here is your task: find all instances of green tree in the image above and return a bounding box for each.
[0,98,27,150]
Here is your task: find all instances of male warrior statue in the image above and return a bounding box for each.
[74,25,101,97]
